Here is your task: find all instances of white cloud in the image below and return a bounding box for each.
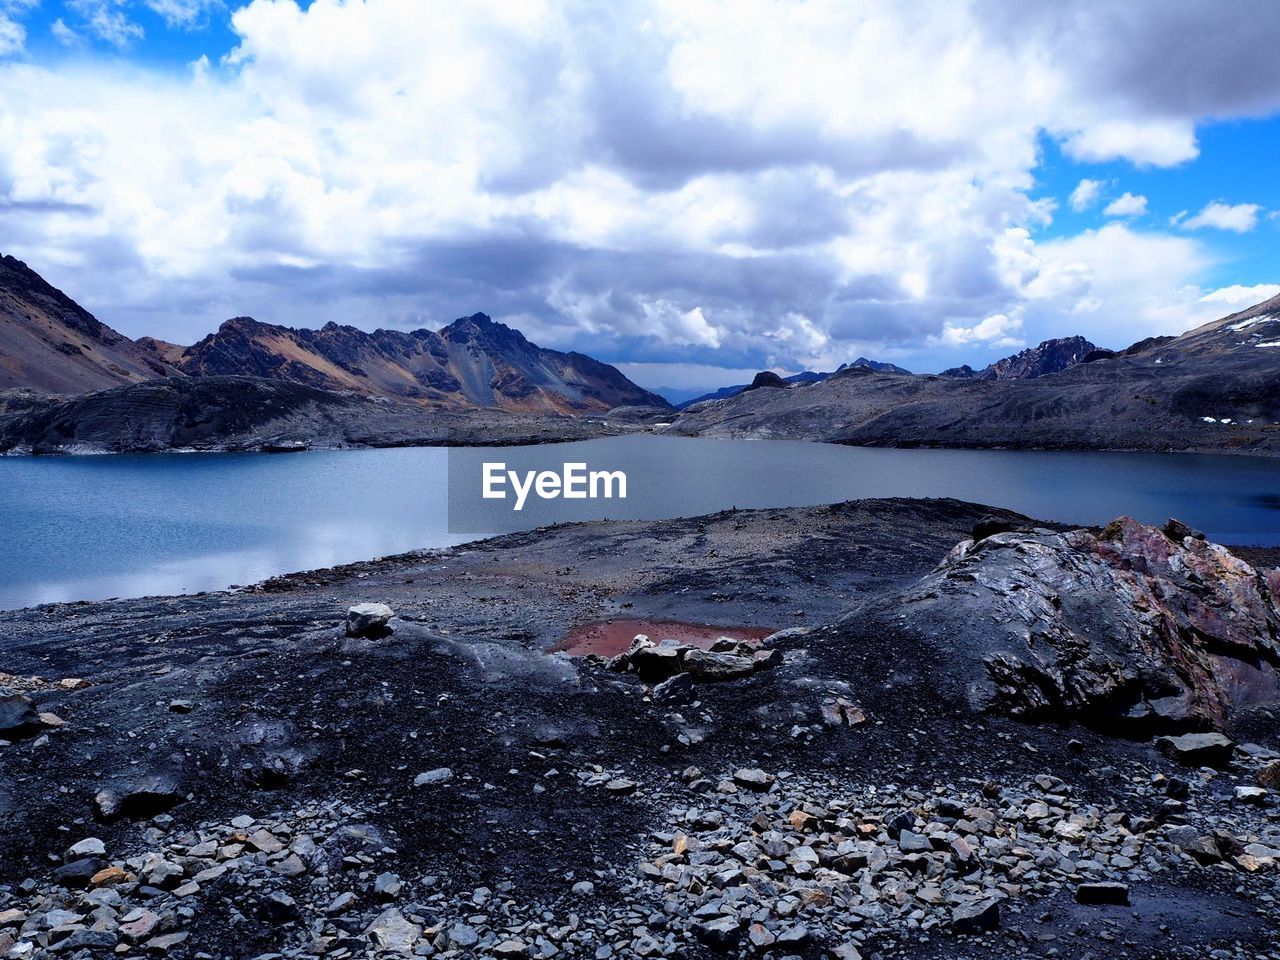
[1,0,1277,371]
[67,0,145,48]
[1179,201,1263,232]
[1060,119,1197,167]
[0,0,36,56]
[144,0,222,29]
[932,311,1025,348]
[50,18,83,46]
[1102,192,1148,218]
[1198,283,1280,306]
[1068,178,1103,212]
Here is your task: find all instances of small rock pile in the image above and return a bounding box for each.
[591,635,784,699]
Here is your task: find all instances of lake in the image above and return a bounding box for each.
[3,435,1280,610]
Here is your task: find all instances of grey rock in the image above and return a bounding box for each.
[1155,732,1236,768]
[347,603,394,637]
[413,767,453,787]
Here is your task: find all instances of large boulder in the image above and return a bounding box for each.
[346,603,394,637]
[848,517,1280,731]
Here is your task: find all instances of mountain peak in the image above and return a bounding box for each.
[943,336,1097,381]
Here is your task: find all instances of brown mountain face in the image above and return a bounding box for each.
[172,313,669,414]
[0,255,669,415]
[0,256,179,393]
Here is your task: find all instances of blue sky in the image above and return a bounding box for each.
[2,0,1279,389]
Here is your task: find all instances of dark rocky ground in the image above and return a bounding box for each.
[0,378,633,454]
[2,499,1279,959]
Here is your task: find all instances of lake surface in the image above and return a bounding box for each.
[3,436,1280,610]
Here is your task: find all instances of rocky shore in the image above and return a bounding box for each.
[2,499,1279,958]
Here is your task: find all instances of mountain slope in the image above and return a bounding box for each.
[668,301,1280,455]
[0,256,179,393]
[173,313,669,414]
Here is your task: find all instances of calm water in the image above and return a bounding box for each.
[2,435,1280,610]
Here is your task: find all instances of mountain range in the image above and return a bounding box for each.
[665,299,1280,455]
[0,254,667,415]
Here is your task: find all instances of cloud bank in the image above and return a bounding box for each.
[1,0,1279,375]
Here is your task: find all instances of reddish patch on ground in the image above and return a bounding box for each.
[556,618,775,657]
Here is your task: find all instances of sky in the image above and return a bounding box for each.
[2,1,1280,389]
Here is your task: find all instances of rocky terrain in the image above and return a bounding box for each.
[0,377,631,454]
[668,298,1280,455]
[940,337,1097,381]
[2,498,1279,958]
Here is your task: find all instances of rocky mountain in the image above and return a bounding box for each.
[667,297,1280,455]
[171,314,669,414]
[0,254,667,416]
[941,336,1098,380]
[678,358,912,409]
[0,256,179,393]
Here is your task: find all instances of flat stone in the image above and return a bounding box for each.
[682,648,755,681]
[732,768,774,791]
[366,908,421,953]
[247,829,284,853]
[1155,732,1235,768]
[90,867,129,888]
[68,838,106,858]
[413,768,453,787]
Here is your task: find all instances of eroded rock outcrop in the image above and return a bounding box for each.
[854,517,1280,730]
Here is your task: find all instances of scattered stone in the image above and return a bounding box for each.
[604,778,637,795]
[413,767,453,787]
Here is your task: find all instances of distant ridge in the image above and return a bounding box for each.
[677,357,912,409]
